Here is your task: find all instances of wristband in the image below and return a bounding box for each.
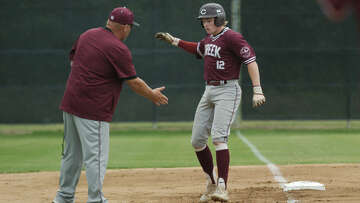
[172,38,180,46]
[253,86,263,95]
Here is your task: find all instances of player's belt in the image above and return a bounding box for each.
[206,80,227,86]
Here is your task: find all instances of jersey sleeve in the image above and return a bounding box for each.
[228,32,256,65]
[109,47,137,80]
[178,40,198,54]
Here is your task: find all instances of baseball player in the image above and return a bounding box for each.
[52,7,168,203]
[155,3,265,202]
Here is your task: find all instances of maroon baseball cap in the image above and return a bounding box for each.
[108,7,140,27]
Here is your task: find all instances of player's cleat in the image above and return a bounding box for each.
[199,170,217,203]
[211,178,229,202]
[199,182,216,202]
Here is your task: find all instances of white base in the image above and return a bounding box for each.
[283,181,325,192]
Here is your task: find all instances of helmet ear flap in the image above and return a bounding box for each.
[214,17,220,27]
[214,17,225,27]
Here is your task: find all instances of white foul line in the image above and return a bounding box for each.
[236,130,298,202]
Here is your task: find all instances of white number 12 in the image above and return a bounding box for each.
[216,60,225,70]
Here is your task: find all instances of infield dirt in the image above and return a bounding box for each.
[1,164,359,203]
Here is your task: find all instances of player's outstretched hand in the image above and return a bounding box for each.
[152,86,168,106]
[252,94,266,108]
[155,32,173,43]
[155,32,179,46]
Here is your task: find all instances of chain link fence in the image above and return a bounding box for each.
[0,0,358,123]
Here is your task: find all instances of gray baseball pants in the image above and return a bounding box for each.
[191,80,241,148]
[54,112,109,203]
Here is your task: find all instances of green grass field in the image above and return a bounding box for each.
[0,121,359,173]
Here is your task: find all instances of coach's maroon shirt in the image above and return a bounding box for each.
[196,27,256,81]
[60,27,137,122]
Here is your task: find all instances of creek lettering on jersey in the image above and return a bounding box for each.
[204,44,221,58]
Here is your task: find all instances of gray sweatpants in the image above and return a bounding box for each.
[54,112,109,203]
[191,80,241,149]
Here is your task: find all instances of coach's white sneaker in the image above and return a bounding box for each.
[199,171,217,203]
[211,178,229,202]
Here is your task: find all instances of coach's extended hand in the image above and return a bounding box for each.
[155,32,180,46]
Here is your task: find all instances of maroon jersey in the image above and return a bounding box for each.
[196,27,256,81]
[60,27,137,122]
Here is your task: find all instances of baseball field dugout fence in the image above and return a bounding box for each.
[0,0,359,124]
